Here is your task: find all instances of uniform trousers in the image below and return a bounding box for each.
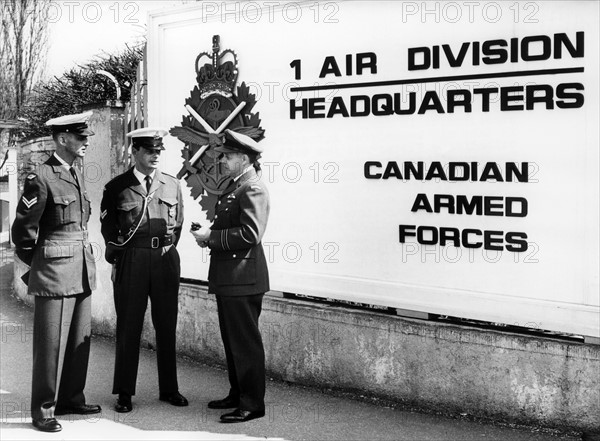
[31,292,91,420]
[216,293,265,412]
[112,245,180,396]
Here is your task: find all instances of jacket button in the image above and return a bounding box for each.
[218,201,221,205]
[214,215,218,219]
[233,254,237,258]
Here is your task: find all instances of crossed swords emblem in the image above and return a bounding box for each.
[179,100,246,178]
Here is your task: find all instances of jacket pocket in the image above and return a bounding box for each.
[159,197,178,225]
[53,194,77,224]
[43,244,75,259]
[213,255,256,286]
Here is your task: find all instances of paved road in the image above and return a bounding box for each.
[0,248,579,441]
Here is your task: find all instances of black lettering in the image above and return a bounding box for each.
[350,95,371,116]
[510,37,519,62]
[319,56,342,77]
[506,162,528,183]
[289,99,308,119]
[442,42,470,67]
[521,35,552,61]
[309,98,326,118]
[432,46,439,69]
[484,230,504,251]
[447,90,472,113]
[327,96,349,118]
[501,86,524,111]
[356,52,377,74]
[404,162,423,180]
[482,39,508,64]
[382,161,403,179]
[505,197,528,217]
[373,94,393,116]
[472,41,480,65]
[399,225,416,242]
[425,162,447,180]
[484,197,504,216]
[434,194,455,214]
[456,195,483,215]
[411,193,432,212]
[462,229,483,248]
[417,226,438,245]
[526,84,554,110]
[556,83,585,109]
[505,232,529,252]
[394,92,416,115]
[439,227,461,247]
[418,91,445,114]
[554,31,584,59]
[448,162,470,181]
[473,88,498,112]
[364,161,382,179]
[408,47,430,71]
[480,163,504,181]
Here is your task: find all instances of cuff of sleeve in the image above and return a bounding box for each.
[209,230,230,250]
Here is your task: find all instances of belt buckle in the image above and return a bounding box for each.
[151,237,159,248]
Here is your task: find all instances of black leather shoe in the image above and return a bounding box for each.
[115,394,132,413]
[55,404,102,415]
[32,418,62,432]
[208,396,239,409]
[220,408,265,423]
[159,391,189,407]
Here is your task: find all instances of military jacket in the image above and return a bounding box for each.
[11,155,96,296]
[208,168,270,296]
[100,168,183,262]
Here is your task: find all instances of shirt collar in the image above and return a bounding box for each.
[233,165,254,182]
[133,167,156,185]
[53,153,72,171]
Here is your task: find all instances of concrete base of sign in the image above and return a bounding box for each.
[394,308,433,320]
[585,336,600,345]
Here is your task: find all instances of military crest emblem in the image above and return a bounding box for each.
[170,35,265,218]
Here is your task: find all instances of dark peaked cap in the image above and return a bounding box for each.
[214,129,263,155]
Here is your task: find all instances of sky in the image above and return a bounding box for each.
[44,1,186,78]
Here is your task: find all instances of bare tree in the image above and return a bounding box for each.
[1,0,49,120]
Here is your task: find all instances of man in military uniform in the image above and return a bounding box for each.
[192,129,270,423]
[11,111,101,432]
[100,128,187,413]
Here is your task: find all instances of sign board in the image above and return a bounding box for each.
[147,1,599,338]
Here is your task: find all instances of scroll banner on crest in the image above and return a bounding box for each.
[147,1,599,338]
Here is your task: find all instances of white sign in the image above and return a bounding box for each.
[147,1,599,338]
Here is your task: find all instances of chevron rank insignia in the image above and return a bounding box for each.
[22,196,37,208]
[101,209,107,219]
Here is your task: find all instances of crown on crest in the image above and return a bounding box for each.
[195,35,238,98]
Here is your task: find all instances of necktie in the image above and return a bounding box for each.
[70,167,80,187]
[145,175,152,193]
